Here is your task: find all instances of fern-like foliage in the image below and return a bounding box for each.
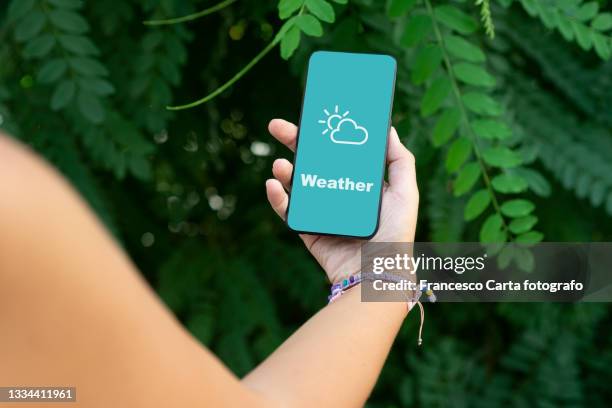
[389,0,543,250]
[517,0,612,60]
[9,0,114,122]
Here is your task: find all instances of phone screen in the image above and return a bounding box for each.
[287,51,397,238]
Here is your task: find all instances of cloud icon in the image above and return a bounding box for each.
[330,118,369,145]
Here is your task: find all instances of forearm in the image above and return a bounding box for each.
[243,287,409,408]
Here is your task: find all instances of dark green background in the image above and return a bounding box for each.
[1,0,612,406]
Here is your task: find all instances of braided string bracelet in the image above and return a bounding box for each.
[328,272,436,346]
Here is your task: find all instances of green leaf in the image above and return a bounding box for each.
[513,167,551,197]
[434,5,477,34]
[400,14,432,47]
[278,0,303,19]
[465,189,490,221]
[575,2,598,22]
[296,14,323,36]
[592,33,611,60]
[497,244,514,269]
[23,34,56,58]
[69,57,108,76]
[37,58,68,83]
[509,215,538,234]
[454,63,496,87]
[128,155,152,181]
[444,34,485,62]
[51,79,76,110]
[462,92,502,116]
[331,0,347,3]
[432,108,461,147]
[472,119,511,139]
[479,214,505,242]
[513,247,534,272]
[556,12,575,41]
[445,136,472,173]
[420,76,451,117]
[78,78,115,96]
[454,162,480,196]
[49,10,89,34]
[77,90,105,123]
[15,10,46,42]
[305,0,335,23]
[58,34,99,55]
[8,0,36,21]
[515,231,544,245]
[591,13,612,31]
[411,45,442,85]
[388,0,418,17]
[482,146,522,168]
[280,25,301,60]
[491,173,528,193]
[500,199,535,218]
[572,21,592,49]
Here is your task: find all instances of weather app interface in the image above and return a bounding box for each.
[287,51,396,237]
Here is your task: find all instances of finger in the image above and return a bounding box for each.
[265,179,288,220]
[387,127,417,196]
[272,158,293,191]
[268,119,298,152]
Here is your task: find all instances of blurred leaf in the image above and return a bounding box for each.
[411,45,442,85]
[482,146,522,168]
[445,136,472,172]
[454,63,496,87]
[279,0,303,19]
[432,107,460,147]
[591,13,612,31]
[388,0,418,17]
[51,79,76,110]
[514,167,551,197]
[297,14,323,36]
[15,10,46,42]
[500,199,535,218]
[77,90,105,123]
[491,173,528,193]
[462,92,502,116]
[69,57,108,76]
[464,189,490,220]
[49,10,89,34]
[445,34,485,62]
[8,0,36,21]
[420,76,451,117]
[400,14,432,47]
[454,162,480,196]
[58,34,99,55]
[480,213,505,242]
[23,34,56,58]
[37,58,68,83]
[434,5,478,34]
[280,25,301,60]
[305,0,335,23]
[472,119,511,139]
[515,231,544,244]
[509,215,538,234]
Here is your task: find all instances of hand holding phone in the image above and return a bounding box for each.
[266,121,419,284]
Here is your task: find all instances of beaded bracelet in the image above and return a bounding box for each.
[328,272,436,346]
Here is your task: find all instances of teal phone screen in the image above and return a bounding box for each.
[287,51,396,238]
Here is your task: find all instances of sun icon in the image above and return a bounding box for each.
[318,105,350,135]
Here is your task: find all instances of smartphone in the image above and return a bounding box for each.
[286,51,397,238]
